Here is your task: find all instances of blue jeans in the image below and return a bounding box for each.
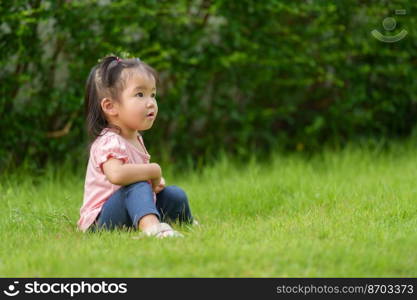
[89,181,193,231]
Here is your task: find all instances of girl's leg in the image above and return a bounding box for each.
[123,181,161,229]
[156,185,194,224]
[95,181,161,231]
[94,187,131,231]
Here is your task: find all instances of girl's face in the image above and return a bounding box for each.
[117,70,158,132]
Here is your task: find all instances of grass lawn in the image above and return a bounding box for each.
[1,141,416,277]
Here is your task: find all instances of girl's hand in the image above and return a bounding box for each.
[151,177,161,191]
[154,176,166,194]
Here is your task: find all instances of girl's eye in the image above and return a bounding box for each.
[136,92,144,97]
[151,93,156,98]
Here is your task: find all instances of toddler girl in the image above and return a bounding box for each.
[77,55,194,238]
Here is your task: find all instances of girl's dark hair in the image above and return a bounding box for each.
[84,55,158,148]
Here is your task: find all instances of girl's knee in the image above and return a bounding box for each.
[125,181,151,190]
[123,181,153,198]
[165,186,189,205]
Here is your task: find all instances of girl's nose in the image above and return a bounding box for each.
[147,98,156,107]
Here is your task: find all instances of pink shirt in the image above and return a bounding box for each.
[77,127,158,232]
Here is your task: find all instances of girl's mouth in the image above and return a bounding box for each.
[147,112,155,118]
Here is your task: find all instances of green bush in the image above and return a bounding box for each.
[1,0,416,172]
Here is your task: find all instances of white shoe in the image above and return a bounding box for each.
[143,222,183,238]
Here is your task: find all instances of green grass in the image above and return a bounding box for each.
[1,141,417,277]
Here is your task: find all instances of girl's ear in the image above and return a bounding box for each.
[101,98,118,116]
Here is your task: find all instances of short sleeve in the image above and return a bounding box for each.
[94,135,129,174]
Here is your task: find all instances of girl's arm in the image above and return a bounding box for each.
[102,158,161,186]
